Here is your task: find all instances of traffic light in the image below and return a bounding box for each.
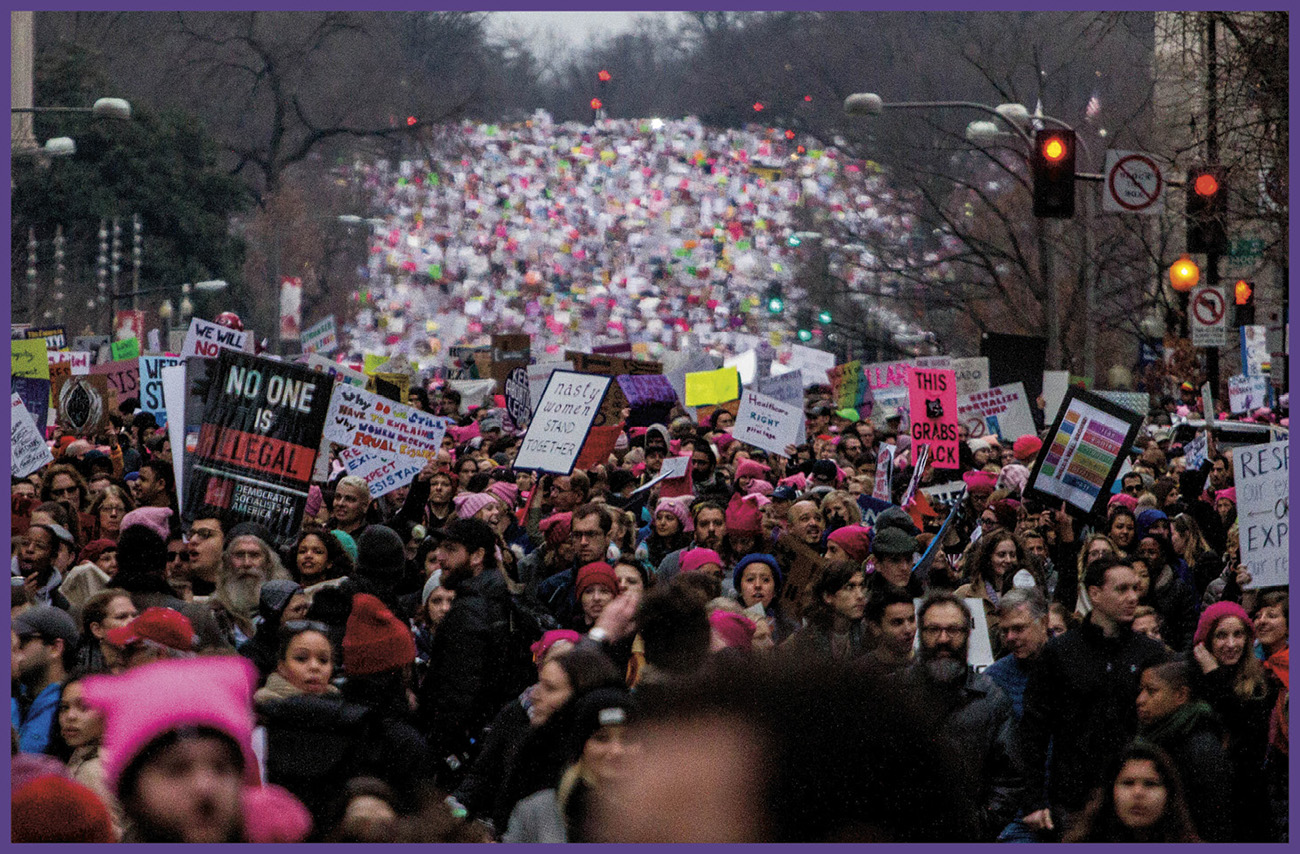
[797,328,813,342]
[1235,279,1255,325]
[1168,255,1200,292]
[765,283,785,315]
[1031,129,1076,218]
[818,309,833,324]
[1186,166,1227,253]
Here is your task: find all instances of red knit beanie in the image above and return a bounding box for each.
[574,562,619,602]
[342,593,416,676]
[11,775,115,842]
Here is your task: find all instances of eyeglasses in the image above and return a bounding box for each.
[920,625,969,638]
[50,486,79,498]
[281,620,330,635]
[166,550,187,562]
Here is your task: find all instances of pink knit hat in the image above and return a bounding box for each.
[733,458,771,483]
[120,506,173,541]
[745,478,774,496]
[1193,601,1254,648]
[242,784,313,843]
[725,492,764,535]
[777,472,807,492]
[1108,492,1139,511]
[79,656,261,796]
[710,611,756,650]
[827,525,873,562]
[1214,488,1237,505]
[680,547,724,575]
[454,491,497,520]
[962,470,998,495]
[654,496,693,533]
[486,480,520,509]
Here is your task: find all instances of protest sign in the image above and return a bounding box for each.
[575,424,625,470]
[1228,374,1269,414]
[89,359,141,402]
[1025,388,1143,515]
[908,368,959,468]
[952,357,990,397]
[1232,441,1288,588]
[181,317,249,359]
[491,333,531,391]
[446,378,497,412]
[828,360,868,412]
[873,444,895,502]
[920,480,967,510]
[528,362,573,412]
[863,359,912,428]
[11,339,50,380]
[305,354,367,388]
[12,376,50,430]
[788,344,836,387]
[724,349,757,386]
[900,445,931,508]
[914,356,952,371]
[504,366,531,431]
[631,455,691,496]
[11,393,53,478]
[53,374,112,436]
[685,367,740,407]
[958,382,1037,442]
[1183,433,1208,470]
[162,364,190,506]
[185,351,332,549]
[755,370,803,406]
[1240,325,1268,376]
[114,311,145,345]
[567,351,661,428]
[514,371,611,474]
[733,389,802,457]
[617,373,677,427]
[139,356,184,419]
[663,352,718,408]
[24,326,67,351]
[147,329,161,353]
[1094,390,1150,419]
[325,383,449,480]
[363,354,389,375]
[301,315,338,355]
[72,334,110,355]
[372,372,410,404]
[1041,370,1070,424]
[111,337,140,361]
[338,446,420,498]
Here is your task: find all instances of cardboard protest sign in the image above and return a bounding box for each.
[446,379,497,413]
[491,333,531,392]
[11,339,50,380]
[111,337,140,361]
[184,351,332,549]
[139,356,184,420]
[958,382,1037,442]
[89,359,141,402]
[788,344,835,388]
[755,369,803,406]
[828,360,868,412]
[863,359,912,427]
[181,317,249,359]
[1183,433,1208,470]
[733,389,802,457]
[504,366,531,431]
[11,393,53,478]
[574,423,625,470]
[301,315,338,355]
[952,357,990,397]
[1025,388,1143,516]
[616,374,677,427]
[514,371,611,475]
[684,367,739,407]
[1232,441,1288,588]
[12,376,50,431]
[1228,374,1269,414]
[920,480,967,510]
[324,383,449,481]
[566,351,661,428]
[908,368,959,468]
[24,326,67,351]
[53,374,112,436]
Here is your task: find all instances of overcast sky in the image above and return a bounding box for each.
[488,11,685,48]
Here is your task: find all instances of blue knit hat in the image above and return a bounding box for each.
[733,553,783,593]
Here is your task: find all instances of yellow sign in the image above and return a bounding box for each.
[363,354,389,376]
[685,367,740,407]
[11,340,50,380]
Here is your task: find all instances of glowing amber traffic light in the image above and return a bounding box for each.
[590,98,603,110]
[1032,129,1076,218]
[1234,280,1253,305]
[1168,255,1200,292]
[1042,138,1066,162]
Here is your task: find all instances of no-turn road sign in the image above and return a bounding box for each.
[1190,286,1228,348]
[1103,150,1164,215]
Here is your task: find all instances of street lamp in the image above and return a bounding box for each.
[10,97,133,120]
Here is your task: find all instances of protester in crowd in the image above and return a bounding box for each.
[330,476,374,538]
[238,580,309,679]
[1062,741,1201,842]
[1106,506,1138,556]
[184,512,226,597]
[254,619,340,703]
[784,561,868,662]
[12,605,80,754]
[293,524,354,588]
[72,589,138,673]
[87,484,134,543]
[104,607,198,670]
[48,669,123,837]
[1135,532,1197,651]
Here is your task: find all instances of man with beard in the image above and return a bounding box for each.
[653,500,727,585]
[208,531,292,648]
[689,442,730,503]
[12,606,79,753]
[418,518,515,787]
[889,592,1023,841]
[135,460,176,511]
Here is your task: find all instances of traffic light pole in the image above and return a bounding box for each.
[1204,15,1221,398]
[1205,248,1221,396]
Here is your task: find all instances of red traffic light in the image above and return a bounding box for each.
[1234,280,1253,305]
[1041,137,1067,162]
[1194,173,1220,197]
[590,98,603,110]
[406,116,417,126]
[597,69,612,82]
[753,102,764,111]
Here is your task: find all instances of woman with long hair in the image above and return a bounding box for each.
[1190,601,1278,840]
[1063,741,1200,842]
[293,525,354,588]
[784,561,869,662]
[87,485,134,542]
[638,498,692,570]
[954,530,1033,658]
[1106,506,1138,556]
[1170,512,1222,598]
[49,669,123,838]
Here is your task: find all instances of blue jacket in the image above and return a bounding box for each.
[13,682,63,754]
[984,654,1031,720]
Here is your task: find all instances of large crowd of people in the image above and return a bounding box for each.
[11,364,1289,842]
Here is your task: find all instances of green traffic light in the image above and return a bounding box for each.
[786,235,802,247]
[797,328,813,342]
[818,310,832,324]
[767,296,785,314]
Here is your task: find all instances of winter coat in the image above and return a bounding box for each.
[1139,700,1234,842]
[1193,663,1277,841]
[1018,616,1168,812]
[452,694,532,823]
[1148,567,1199,651]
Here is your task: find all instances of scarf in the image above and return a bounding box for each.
[1139,700,1217,745]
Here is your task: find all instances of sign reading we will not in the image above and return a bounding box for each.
[182,317,249,359]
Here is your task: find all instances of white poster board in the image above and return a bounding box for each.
[630,455,691,496]
[733,389,802,457]
[788,344,836,388]
[958,382,1036,441]
[10,393,53,477]
[161,364,189,508]
[1041,370,1070,425]
[338,445,418,498]
[324,383,448,477]
[181,317,248,359]
[528,362,574,413]
[952,356,990,398]
[1229,374,1269,414]
[513,371,611,474]
[1232,441,1288,589]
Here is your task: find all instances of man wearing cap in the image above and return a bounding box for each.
[869,527,924,599]
[105,607,198,670]
[12,605,80,753]
[15,524,75,610]
[805,403,832,438]
[419,518,516,786]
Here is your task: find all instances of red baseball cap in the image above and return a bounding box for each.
[104,607,197,652]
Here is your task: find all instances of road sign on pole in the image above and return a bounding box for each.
[1189,286,1228,348]
[1102,150,1164,215]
